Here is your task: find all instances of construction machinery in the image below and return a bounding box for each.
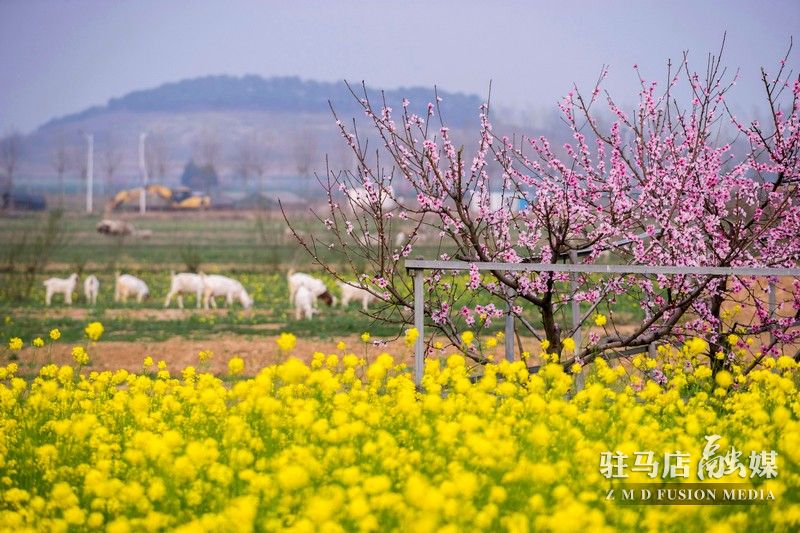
[107,185,211,211]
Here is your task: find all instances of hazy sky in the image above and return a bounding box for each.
[1,0,798,133]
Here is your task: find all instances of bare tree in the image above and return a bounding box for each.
[0,131,22,202]
[293,129,317,177]
[334,138,354,174]
[236,135,255,188]
[254,131,273,192]
[146,130,170,182]
[69,144,87,185]
[51,133,69,206]
[252,147,267,193]
[102,134,124,195]
[236,132,268,190]
[195,129,220,169]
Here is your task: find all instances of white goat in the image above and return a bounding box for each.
[287,271,333,307]
[164,272,204,309]
[43,273,78,306]
[200,274,252,310]
[337,281,376,311]
[293,285,315,320]
[114,273,150,303]
[84,275,99,305]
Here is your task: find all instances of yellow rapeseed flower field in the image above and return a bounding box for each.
[0,332,799,531]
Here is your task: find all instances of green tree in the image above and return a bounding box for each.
[180,159,218,191]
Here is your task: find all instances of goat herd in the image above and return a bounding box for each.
[41,271,377,319]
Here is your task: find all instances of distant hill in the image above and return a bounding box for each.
[18,75,489,189]
[41,75,484,130]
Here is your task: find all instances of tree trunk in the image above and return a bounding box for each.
[708,277,728,375]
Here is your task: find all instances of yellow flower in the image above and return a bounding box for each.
[594,313,607,327]
[198,350,214,362]
[32,337,44,348]
[715,370,733,388]
[84,321,104,342]
[71,346,89,365]
[49,328,61,341]
[8,337,22,351]
[336,341,346,350]
[7,328,800,530]
[562,337,576,354]
[433,341,444,350]
[182,366,196,381]
[143,356,154,367]
[228,356,245,376]
[277,465,309,491]
[360,332,371,343]
[460,331,474,346]
[276,332,297,352]
[88,513,104,528]
[486,337,498,349]
[540,339,550,351]
[157,360,167,370]
[694,366,712,379]
[686,337,708,356]
[521,351,531,361]
[405,327,420,347]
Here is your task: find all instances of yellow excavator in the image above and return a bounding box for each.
[107,185,211,211]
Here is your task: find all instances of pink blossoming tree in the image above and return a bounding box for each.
[286,43,800,374]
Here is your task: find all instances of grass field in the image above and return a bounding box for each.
[1,209,325,269]
[1,208,648,370]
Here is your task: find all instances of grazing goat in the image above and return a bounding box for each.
[97,219,133,236]
[43,273,78,306]
[287,271,333,307]
[293,285,315,320]
[200,274,252,310]
[337,281,376,311]
[97,219,152,239]
[164,272,204,309]
[114,273,150,303]
[84,275,99,305]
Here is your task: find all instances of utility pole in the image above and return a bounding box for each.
[138,132,148,215]
[84,133,94,214]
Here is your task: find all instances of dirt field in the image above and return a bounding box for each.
[11,333,421,377]
[14,307,270,322]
